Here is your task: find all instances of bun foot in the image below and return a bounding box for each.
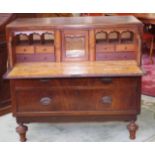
[16,123,28,142]
[127,121,138,140]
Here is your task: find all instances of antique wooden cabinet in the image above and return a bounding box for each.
[5,16,143,141]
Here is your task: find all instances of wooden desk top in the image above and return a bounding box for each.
[7,16,142,29]
[5,60,143,79]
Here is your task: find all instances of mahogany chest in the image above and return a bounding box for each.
[5,16,143,141]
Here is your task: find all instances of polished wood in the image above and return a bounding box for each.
[0,13,15,115]
[5,61,143,79]
[16,123,28,142]
[7,16,142,29]
[127,121,138,140]
[6,16,143,141]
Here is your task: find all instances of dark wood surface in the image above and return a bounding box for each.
[11,77,141,114]
[0,13,16,116]
[6,16,143,141]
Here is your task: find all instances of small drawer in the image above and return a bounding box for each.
[14,78,114,89]
[115,44,135,52]
[35,45,54,53]
[13,78,138,90]
[96,44,115,52]
[14,79,54,88]
[15,45,34,54]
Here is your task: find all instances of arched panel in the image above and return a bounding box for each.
[108,31,119,43]
[96,31,107,43]
[121,31,134,43]
[15,33,29,45]
[30,33,41,44]
[42,32,54,44]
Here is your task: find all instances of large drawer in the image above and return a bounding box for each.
[15,84,139,113]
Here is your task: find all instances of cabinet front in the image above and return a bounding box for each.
[13,77,140,114]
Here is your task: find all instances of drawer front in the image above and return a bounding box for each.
[35,45,54,53]
[16,86,138,113]
[115,44,136,52]
[15,45,34,54]
[13,77,138,89]
[96,44,115,52]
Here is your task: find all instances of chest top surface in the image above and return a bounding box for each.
[7,16,142,29]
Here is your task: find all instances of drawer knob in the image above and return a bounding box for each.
[101,78,112,83]
[100,96,112,105]
[40,97,52,106]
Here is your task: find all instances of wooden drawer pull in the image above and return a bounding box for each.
[101,78,112,83]
[40,97,52,106]
[100,96,112,104]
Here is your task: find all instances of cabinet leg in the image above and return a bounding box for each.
[127,121,138,140]
[16,123,28,142]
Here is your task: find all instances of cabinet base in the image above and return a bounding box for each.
[16,114,138,141]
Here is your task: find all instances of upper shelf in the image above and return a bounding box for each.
[4,60,143,79]
[6,16,143,29]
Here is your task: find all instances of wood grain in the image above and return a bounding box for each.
[5,60,143,79]
[7,16,142,29]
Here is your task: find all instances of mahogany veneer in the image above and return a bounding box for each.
[5,16,143,141]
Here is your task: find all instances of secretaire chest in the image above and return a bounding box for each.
[5,16,143,141]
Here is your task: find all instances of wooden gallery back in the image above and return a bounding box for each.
[4,16,143,141]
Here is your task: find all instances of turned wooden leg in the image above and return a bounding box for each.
[16,123,28,142]
[127,121,138,140]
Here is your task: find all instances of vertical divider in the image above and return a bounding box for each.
[89,29,96,61]
[55,29,62,62]
[6,29,14,69]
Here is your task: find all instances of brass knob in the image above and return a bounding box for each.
[40,97,52,106]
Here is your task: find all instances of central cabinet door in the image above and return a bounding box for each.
[62,30,89,61]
